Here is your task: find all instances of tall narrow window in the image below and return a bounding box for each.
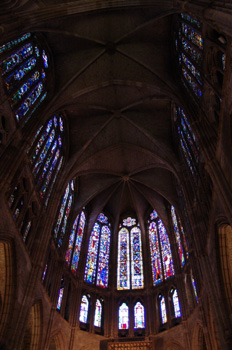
[176,13,203,99]
[119,302,129,329]
[84,213,111,288]
[159,295,167,324]
[171,205,188,266]
[57,277,64,311]
[28,115,64,204]
[53,179,75,247]
[79,295,89,324]
[117,217,144,290]
[134,301,145,329]
[191,275,198,303]
[94,299,102,328]
[171,288,181,318]
[176,106,199,175]
[0,33,49,124]
[65,209,86,275]
[148,210,174,286]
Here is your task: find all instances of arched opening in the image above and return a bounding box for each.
[20,302,42,350]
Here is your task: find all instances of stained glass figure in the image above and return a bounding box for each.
[171,206,185,266]
[176,106,199,176]
[119,303,129,329]
[134,302,145,329]
[191,276,198,302]
[177,14,203,99]
[28,115,64,204]
[84,213,111,287]
[79,295,89,323]
[160,295,167,324]
[57,287,64,310]
[117,217,144,291]
[148,211,174,286]
[0,33,49,124]
[171,289,181,318]
[65,210,86,275]
[53,180,75,247]
[94,299,102,327]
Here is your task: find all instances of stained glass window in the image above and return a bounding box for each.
[117,217,144,290]
[171,205,187,266]
[119,303,129,329]
[159,295,167,324]
[65,210,86,275]
[176,14,203,99]
[176,106,199,176]
[57,287,64,311]
[134,302,145,329]
[171,288,181,318]
[79,295,89,323]
[28,115,64,204]
[84,213,111,288]
[191,275,198,302]
[94,299,102,327]
[53,180,75,247]
[148,211,174,286]
[0,33,49,124]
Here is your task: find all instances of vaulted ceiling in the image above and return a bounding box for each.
[28,3,184,225]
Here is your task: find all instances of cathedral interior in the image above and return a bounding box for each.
[0,1,232,349]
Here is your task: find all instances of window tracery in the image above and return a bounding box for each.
[171,205,188,266]
[94,299,103,328]
[134,301,145,329]
[119,302,129,330]
[176,13,203,99]
[0,33,49,124]
[84,213,111,288]
[148,210,174,286]
[117,217,144,290]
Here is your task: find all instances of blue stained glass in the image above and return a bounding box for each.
[58,194,73,247]
[45,157,63,207]
[117,227,130,290]
[57,287,64,310]
[181,13,201,29]
[53,116,57,127]
[123,217,136,227]
[32,129,55,176]
[42,50,48,68]
[149,221,163,285]
[54,184,69,239]
[0,33,31,54]
[22,221,31,242]
[11,71,40,107]
[94,299,102,327]
[131,227,144,289]
[119,303,129,329]
[150,209,158,220]
[66,214,79,266]
[40,149,60,198]
[38,140,57,182]
[96,225,111,287]
[5,57,37,92]
[160,296,167,324]
[158,219,175,280]
[97,212,108,224]
[182,66,202,98]
[59,116,64,131]
[1,43,33,75]
[84,223,100,284]
[171,206,185,266]
[79,295,89,323]
[70,211,86,273]
[172,289,181,318]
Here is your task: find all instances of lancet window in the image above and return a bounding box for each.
[119,302,129,330]
[94,299,103,328]
[117,217,144,290]
[176,13,203,99]
[148,210,174,286]
[53,180,75,247]
[176,106,199,175]
[28,115,64,205]
[57,277,65,311]
[171,205,188,266]
[134,301,145,329]
[170,288,181,318]
[79,295,89,324]
[0,33,49,124]
[84,213,111,288]
[159,294,167,324]
[65,209,86,275]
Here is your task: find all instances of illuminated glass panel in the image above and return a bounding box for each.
[131,227,144,289]
[98,213,108,224]
[57,288,64,310]
[79,295,89,323]
[94,299,102,327]
[22,221,31,242]
[171,206,185,266]
[177,107,199,176]
[123,217,136,227]
[134,302,145,329]
[29,116,64,203]
[172,289,181,318]
[177,14,203,99]
[0,33,49,124]
[192,276,198,302]
[160,296,167,324]
[150,209,158,220]
[149,221,163,285]
[84,223,100,284]
[222,53,226,71]
[119,303,129,329]
[65,214,79,266]
[42,263,48,281]
[71,211,86,274]
[117,227,130,290]
[96,225,111,287]
[158,219,175,279]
